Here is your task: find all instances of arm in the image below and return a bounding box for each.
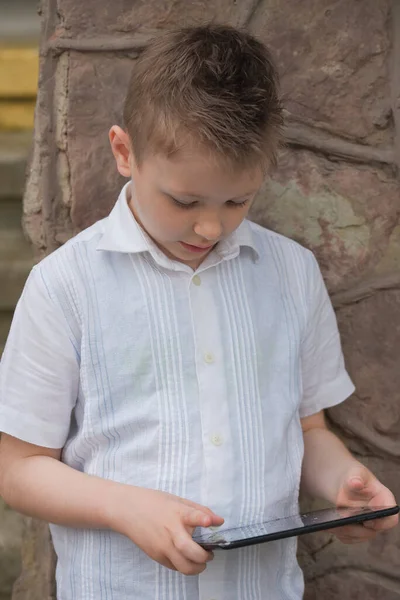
[300,410,357,504]
[0,433,121,529]
[0,434,223,574]
[300,410,399,543]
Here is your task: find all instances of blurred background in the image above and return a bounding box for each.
[0,0,38,352]
[0,3,39,596]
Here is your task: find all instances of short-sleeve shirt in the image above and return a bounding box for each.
[0,182,355,600]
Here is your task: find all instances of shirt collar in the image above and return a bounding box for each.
[97,182,260,263]
[96,183,150,254]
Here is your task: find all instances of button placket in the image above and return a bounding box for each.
[189,267,234,522]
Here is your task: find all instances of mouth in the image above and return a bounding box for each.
[179,241,215,253]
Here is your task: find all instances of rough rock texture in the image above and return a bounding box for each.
[0,499,23,600]
[10,0,400,598]
[11,518,56,600]
[251,0,393,146]
[251,151,400,290]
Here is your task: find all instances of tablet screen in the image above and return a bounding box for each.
[193,506,398,548]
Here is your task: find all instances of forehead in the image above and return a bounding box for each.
[141,146,264,199]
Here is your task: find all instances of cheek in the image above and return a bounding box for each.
[151,206,191,239]
[225,208,249,231]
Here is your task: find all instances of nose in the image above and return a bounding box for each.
[193,216,223,241]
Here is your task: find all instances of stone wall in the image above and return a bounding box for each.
[0,501,23,600]
[12,0,400,598]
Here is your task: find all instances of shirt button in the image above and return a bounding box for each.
[204,352,214,364]
[211,434,223,446]
[192,275,201,286]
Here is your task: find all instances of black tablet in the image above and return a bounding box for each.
[193,505,399,550]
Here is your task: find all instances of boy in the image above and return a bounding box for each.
[0,24,397,600]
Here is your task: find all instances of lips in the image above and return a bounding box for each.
[179,241,215,253]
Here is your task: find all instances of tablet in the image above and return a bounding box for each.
[193,505,399,550]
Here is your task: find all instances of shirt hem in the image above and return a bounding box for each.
[299,371,355,418]
[0,405,67,448]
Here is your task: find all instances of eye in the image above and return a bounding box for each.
[227,199,249,208]
[169,196,197,210]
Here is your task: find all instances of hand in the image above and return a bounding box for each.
[331,462,399,544]
[109,486,224,575]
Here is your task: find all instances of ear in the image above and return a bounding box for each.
[109,125,133,178]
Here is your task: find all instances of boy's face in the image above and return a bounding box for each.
[110,126,264,269]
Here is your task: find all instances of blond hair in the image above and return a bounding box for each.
[123,24,283,170]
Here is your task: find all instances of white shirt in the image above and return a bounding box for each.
[0,183,354,600]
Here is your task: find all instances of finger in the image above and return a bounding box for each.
[363,513,399,531]
[182,508,222,529]
[342,476,374,503]
[154,554,178,571]
[173,531,214,564]
[336,532,377,545]
[179,500,224,525]
[338,464,384,504]
[178,498,215,513]
[365,490,399,530]
[330,524,377,543]
[168,546,208,576]
[157,558,178,571]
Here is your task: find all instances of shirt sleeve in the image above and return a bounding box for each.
[0,266,79,448]
[299,252,355,418]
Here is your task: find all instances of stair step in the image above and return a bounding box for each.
[0,45,38,130]
[0,227,33,260]
[0,310,14,355]
[0,198,28,229]
[0,130,32,199]
[0,227,34,310]
[0,99,36,130]
[0,47,39,98]
[0,1,40,44]
[0,496,23,600]
[0,261,33,311]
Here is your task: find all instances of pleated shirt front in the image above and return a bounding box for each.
[0,183,355,600]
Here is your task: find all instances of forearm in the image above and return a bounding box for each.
[301,426,361,504]
[1,455,124,530]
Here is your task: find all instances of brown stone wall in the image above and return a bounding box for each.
[14,0,400,598]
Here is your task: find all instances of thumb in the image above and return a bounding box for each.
[342,468,375,502]
[347,476,366,492]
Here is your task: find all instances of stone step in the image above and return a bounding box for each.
[0,0,40,45]
[0,130,32,199]
[0,260,33,311]
[0,310,13,355]
[0,46,38,129]
[0,198,27,229]
[0,227,34,310]
[0,99,36,130]
[0,226,34,263]
[0,498,23,600]
[0,47,39,98]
